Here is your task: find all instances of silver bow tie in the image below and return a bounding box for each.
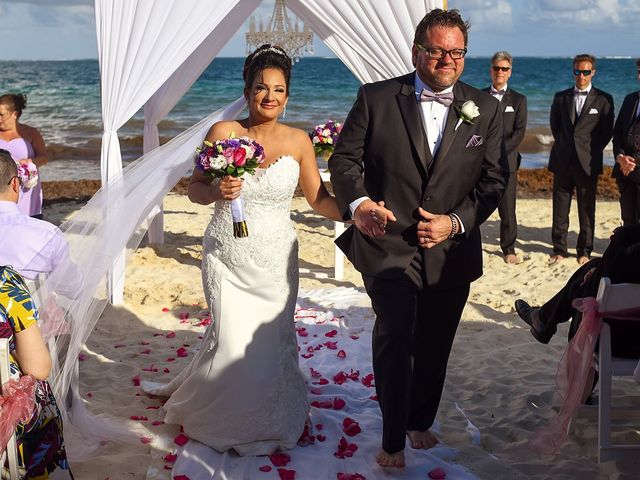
[420,89,454,107]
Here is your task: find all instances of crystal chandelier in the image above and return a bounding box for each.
[246,0,314,62]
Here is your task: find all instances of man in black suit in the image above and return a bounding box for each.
[329,9,506,468]
[515,224,640,359]
[612,58,640,226]
[549,54,614,265]
[483,51,528,264]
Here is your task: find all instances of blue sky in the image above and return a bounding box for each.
[0,0,639,60]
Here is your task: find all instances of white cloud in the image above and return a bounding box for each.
[524,0,628,25]
[448,0,514,30]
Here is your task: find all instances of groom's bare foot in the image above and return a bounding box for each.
[376,449,405,468]
[407,430,439,449]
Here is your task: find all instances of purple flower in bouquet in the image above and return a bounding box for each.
[195,135,265,179]
[17,162,39,190]
[309,120,343,158]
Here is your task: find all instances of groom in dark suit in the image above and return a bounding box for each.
[549,54,614,265]
[612,58,640,225]
[483,51,528,264]
[329,9,506,468]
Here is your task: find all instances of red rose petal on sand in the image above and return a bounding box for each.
[325,329,338,337]
[179,312,189,320]
[140,340,150,345]
[151,420,164,426]
[301,353,313,359]
[174,476,190,480]
[349,335,359,340]
[269,452,291,467]
[337,474,366,480]
[165,331,176,338]
[333,372,347,385]
[309,388,322,395]
[337,350,346,359]
[342,418,361,437]
[146,405,160,410]
[317,434,326,442]
[333,398,346,410]
[369,395,378,402]
[139,436,152,444]
[176,347,188,358]
[316,378,329,385]
[315,423,323,430]
[164,453,177,463]
[114,344,127,348]
[277,468,296,480]
[174,433,189,447]
[167,357,176,362]
[296,327,308,337]
[428,467,447,479]
[87,392,93,398]
[132,374,141,386]
[140,349,151,355]
[161,307,170,312]
[259,465,272,472]
[78,353,86,361]
[334,436,358,459]
[309,367,322,378]
[324,341,338,350]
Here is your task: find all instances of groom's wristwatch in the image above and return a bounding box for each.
[448,214,459,239]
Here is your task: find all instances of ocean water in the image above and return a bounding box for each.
[0,57,637,181]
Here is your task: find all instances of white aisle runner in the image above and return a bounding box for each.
[147,288,478,480]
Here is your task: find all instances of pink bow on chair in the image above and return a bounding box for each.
[528,298,640,454]
[0,375,36,455]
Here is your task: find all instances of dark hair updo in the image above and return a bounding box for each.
[243,44,292,93]
[0,93,27,118]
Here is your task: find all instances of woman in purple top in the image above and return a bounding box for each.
[0,93,48,218]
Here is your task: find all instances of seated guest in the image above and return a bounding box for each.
[0,265,73,478]
[0,149,82,300]
[515,224,640,358]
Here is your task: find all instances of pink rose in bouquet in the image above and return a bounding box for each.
[17,162,39,190]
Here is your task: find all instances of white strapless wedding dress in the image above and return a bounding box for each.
[143,156,309,455]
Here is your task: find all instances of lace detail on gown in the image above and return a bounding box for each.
[145,156,309,456]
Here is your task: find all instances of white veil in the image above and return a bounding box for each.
[31,97,246,461]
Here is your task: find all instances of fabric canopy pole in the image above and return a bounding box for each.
[143,0,261,245]
[95,0,246,302]
[287,0,444,83]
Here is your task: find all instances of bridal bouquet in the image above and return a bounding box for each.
[17,162,39,189]
[309,120,343,160]
[195,135,265,238]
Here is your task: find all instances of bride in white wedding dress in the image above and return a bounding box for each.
[143,44,342,456]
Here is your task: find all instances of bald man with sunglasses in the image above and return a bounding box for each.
[548,54,614,265]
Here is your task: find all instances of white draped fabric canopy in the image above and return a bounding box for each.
[34,0,444,461]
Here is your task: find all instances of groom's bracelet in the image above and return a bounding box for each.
[448,214,459,239]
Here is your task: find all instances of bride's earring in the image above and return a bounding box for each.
[282,106,286,119]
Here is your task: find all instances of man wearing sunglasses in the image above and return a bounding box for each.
[548,54,614,265]
[483,51,528,264]
[612,58,640,226]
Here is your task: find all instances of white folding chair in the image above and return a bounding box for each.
[0,338,20,480]
[595,277,640,462]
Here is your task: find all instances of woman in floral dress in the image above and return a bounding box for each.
[0,266,72,479]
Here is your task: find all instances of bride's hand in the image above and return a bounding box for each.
[219,176,243,201]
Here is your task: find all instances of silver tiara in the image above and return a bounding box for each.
[252,46,289,61]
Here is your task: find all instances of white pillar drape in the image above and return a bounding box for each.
[142,0,261,244]
[287,0,444,83]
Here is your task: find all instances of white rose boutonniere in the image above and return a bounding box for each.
[455,100,480,131]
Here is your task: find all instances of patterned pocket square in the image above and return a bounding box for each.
[466,135,483,148]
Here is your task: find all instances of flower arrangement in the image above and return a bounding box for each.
[455,100,480,130]
[195,135,266,237]
[309,120,343,160]
[17,162,38,189]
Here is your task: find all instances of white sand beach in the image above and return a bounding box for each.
[43,195,639,479]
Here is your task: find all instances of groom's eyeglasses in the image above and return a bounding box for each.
[573,69,593,76]
[492,66,511,72]
[414,43,467,60]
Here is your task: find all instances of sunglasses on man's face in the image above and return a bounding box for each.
[573,69,593,76]
[492,66,511,72]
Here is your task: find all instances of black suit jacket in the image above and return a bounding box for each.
[329,73,507,287]
[482,87,527,173]
[549,86,614,176]
[612,90,640,183]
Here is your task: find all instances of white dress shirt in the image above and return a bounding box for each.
[490,84,507,102]
[574,84,592,116]
[0,201,83,299]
